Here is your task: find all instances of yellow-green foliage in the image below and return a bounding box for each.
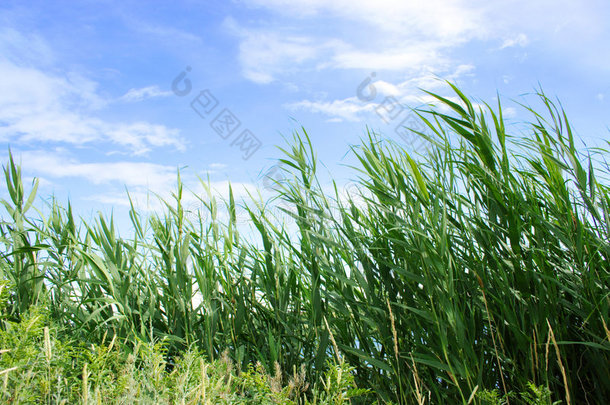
[0,307,366,404]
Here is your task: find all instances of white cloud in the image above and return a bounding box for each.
[120,86,173,102]
[371,80,401,97]
[286,97,376,122]
[14,149,261,217]
[0,27,55,67]
[105,123,184,155]
[503,107,518,118]
[286,66,470,122]
[230,0,486,80]
[243,0,486,40]
[18,150,178,189]
[500,33,529,49]
[223,17,341,83]
[0,30,185,156]
[331,45,445,71]
[231,0,607,82]
[126,18,203,44]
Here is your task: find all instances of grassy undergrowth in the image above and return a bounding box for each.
[0,298,366,404]
[1,84,609,403]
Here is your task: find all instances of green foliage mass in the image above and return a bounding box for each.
[1,84,608,403]
[0,301,365,403]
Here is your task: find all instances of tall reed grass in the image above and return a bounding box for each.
[1,84,608,403]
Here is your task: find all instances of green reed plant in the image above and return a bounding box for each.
[0,152,44,316]
[306,85,609,403]
[0,83,608,403]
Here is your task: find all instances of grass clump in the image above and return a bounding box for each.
[477,382,560,405]
[1,83,609,403]
[0,305,365,404]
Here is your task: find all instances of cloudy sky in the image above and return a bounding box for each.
[1,0,609,231]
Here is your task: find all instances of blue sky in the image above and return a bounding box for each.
[1,0,609,232]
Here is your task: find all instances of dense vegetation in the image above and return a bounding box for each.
[1,85,608,403]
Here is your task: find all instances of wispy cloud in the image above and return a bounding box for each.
[329,45,446,71]
[286,97,375,122]
[105,122,184,155]
[230,0,608,83]
[17,150,178,189]
[500,33,529,49]
[286,66,474,122]
[120,86,174,102]
[0,27,55,67]
[229,0,486,81]
[242,0,485,40]
[223,17,341,84]
[10,150,248,221]
[0,28,185,156]
[13,148,260,218]
[125,17,203,44]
